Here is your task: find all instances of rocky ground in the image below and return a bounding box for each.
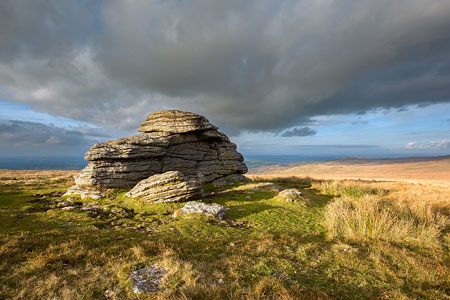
[0,171,449,299]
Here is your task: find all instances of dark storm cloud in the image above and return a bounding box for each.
[0,120,85,145]
[0,120,102,155]
[0,0,450,134]
[280,127,316,137]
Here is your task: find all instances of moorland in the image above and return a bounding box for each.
[0,158,449,299]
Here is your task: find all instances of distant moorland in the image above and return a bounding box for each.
[249,155,450,185]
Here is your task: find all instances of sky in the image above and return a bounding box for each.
[0,0,449,160]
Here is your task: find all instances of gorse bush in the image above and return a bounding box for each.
[324,195,448,248]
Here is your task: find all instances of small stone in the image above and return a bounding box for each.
[218,278,224,284]
[104,289,115,299]
[61,206,75,210]
[181,201,229,219]
[130,265,167,294]
[277,189,304,202]
[229,242,235,247]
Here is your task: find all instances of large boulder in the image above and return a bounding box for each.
[125,171,202,203]
[67,110,248,197]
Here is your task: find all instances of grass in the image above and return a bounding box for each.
[312,180,389,198]
[324,195,448,248]
[0,172,449,299]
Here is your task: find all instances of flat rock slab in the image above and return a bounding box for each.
[277,189,304,202]
[130,265,167,294]
[181,201,229,219]
[125,171,203,203]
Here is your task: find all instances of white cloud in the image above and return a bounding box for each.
[405,140,450,149]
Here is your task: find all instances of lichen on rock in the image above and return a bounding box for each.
[277,189,305,202]
[130,265,167,294]
[180,201,229,219]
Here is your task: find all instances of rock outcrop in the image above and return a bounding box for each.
[125,171,202,203]
[67,110,248,197]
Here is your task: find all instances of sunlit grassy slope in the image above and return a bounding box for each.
[0,171,449,299]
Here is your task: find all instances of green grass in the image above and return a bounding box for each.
[0,174,449,299]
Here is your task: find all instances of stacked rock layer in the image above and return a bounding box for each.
[68,110,248,195]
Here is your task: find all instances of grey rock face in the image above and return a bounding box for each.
[67,110,248,197]
[180,201,229,219]
[125,171,202,203]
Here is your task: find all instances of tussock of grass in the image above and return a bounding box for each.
[313,180,389,198]
[323,195,448,248]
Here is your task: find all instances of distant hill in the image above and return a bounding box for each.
[332,155,450,165]
[248,155,450,183]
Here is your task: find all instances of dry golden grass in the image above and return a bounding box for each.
[323,194,448,247]
[0,169,78,187]
[310,179,450,215]
[308,179,449,250]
